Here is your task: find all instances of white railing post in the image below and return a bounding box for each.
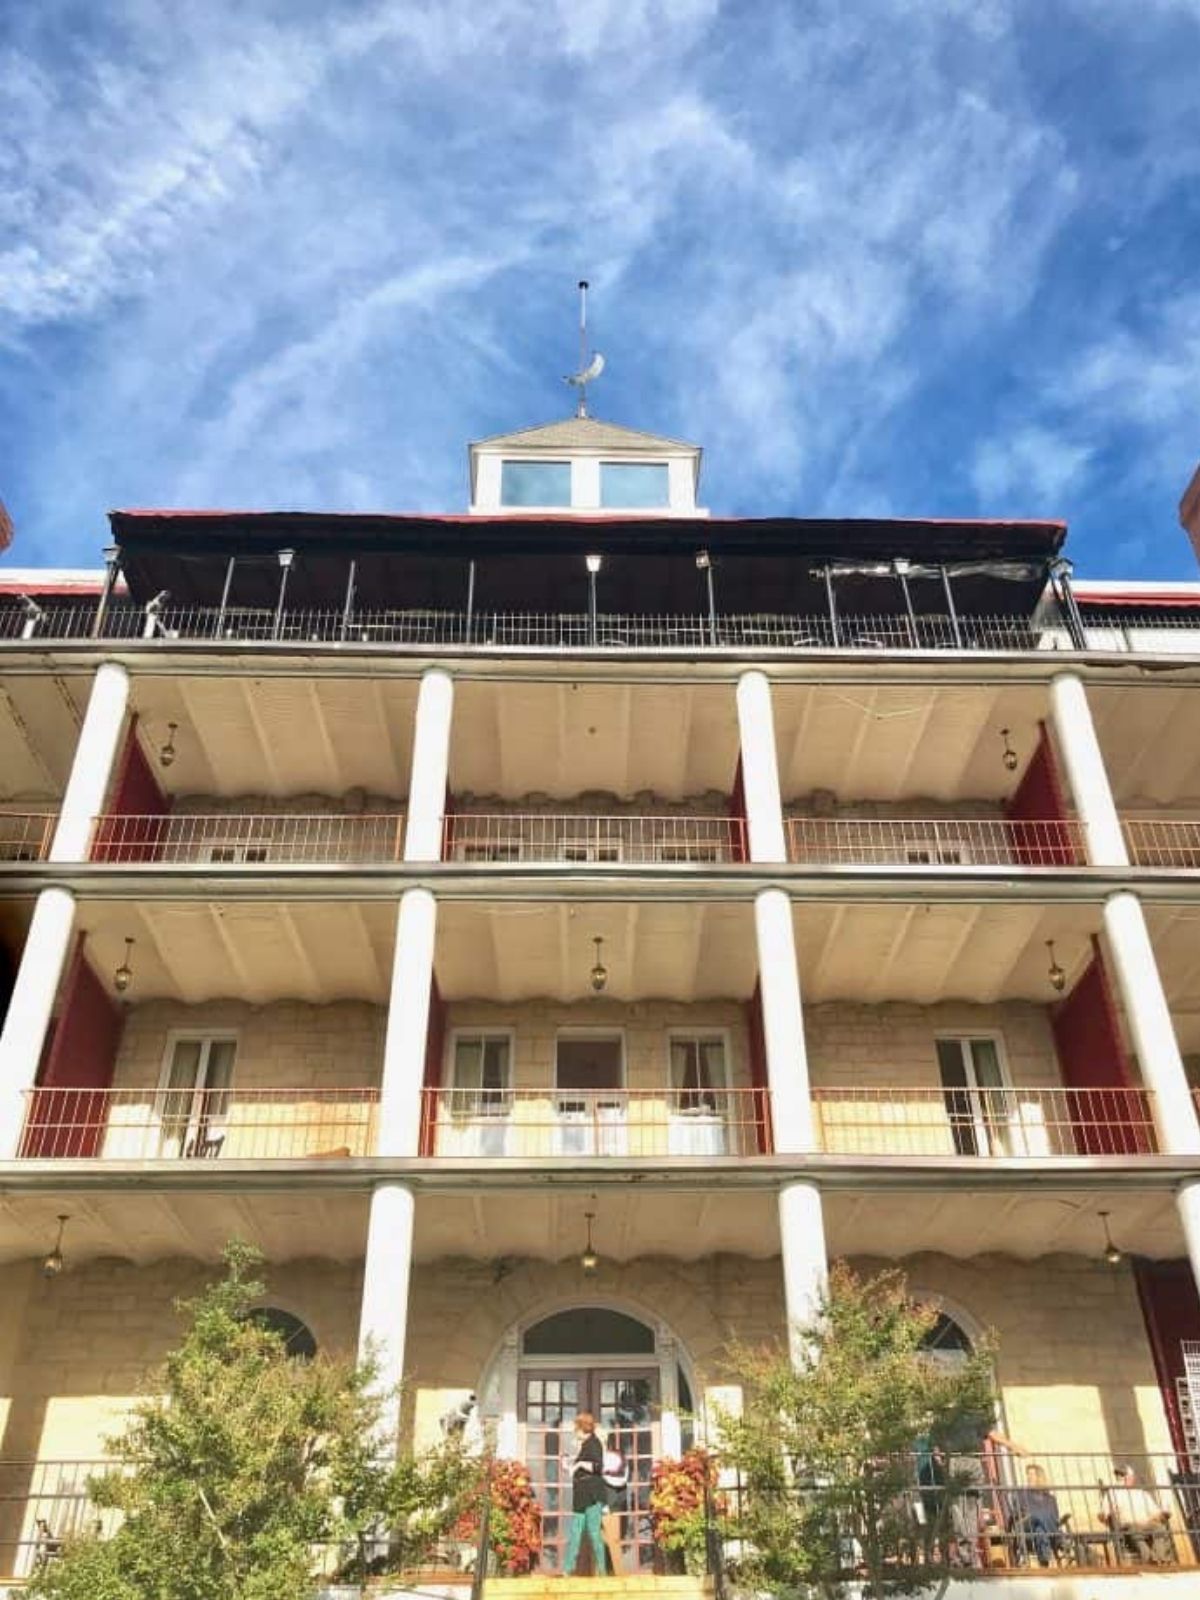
[1102,891,1200,1157]
[358,1181,416,1447]
[50,663,131,862]
[0,888,77,1159]
[1048,673,1128,867]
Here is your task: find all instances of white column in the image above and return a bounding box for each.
[1102,891,1200,1156]
[755,888,815,1153]
[404,669,454,862]
[779,1180,828,1367]
[736,670,787,863]
[1048,672,1128,867]
[658,1333,682,1458]
[495,1331,520,1457]
[50,662,130,861]
[0,887,76,1158]
[358,1181,416,1447]
[377,888,437,1158]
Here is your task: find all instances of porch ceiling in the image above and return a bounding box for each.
[435,900,757,1002]
[772,682,1050,805]
[449,680,739,802]
[77,897,397,1004]
[0,673,85,803]
[128,675,419,800]
[0,1182,1184,1271]
[790,899,1098,1006]
[1091,682,1200,807]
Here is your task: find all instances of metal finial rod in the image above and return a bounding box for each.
[578,280,590,418]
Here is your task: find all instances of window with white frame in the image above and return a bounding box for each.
[451,1034,512,1113]
[158,1035,237,1157]
[669,1035,728,1114]
[600,462,670,509]
[935,1037,1013,1157]
[501,460,571,507]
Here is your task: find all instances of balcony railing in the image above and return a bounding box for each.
[88,812,406,864]
[1124,818,1200,869]
[443,813,746,864]
[811,1085,1157,1158]
[18,1087,380,1161]
[0,1460,119,1578]
[0,812,56,862]
[787,817,1086,867]
[715,1451,1200,1572]
[421,1086,770,1159]
[0,603,1093,652]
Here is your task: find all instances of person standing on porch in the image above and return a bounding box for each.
[563,1413,607,1576]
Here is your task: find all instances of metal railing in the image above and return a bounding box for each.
[0,812,56,862]
[0,603,1092,653]
[0,1459,119,1578]
[1124,818,1200,870]
[787,816,1085,868]
[88,812,406,864]
[444,813,746,864]
[421,1086,770,1159]
[18,1087,380,1161]
[811,1085,1157,1158]
[713,1451,1200,1574]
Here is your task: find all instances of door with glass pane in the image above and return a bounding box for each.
[157,1036,235,1158]
[595,1370,659,1574]
[936,1037,1015,1156]
[555,1036,627,1156]
[520,1371,584,1573]
[445,1034,511,1156]
[668,1035,729,1155]
[520,1367,660,1574]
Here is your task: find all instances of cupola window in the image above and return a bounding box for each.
[600,461,669,509]
[501,459,571,507]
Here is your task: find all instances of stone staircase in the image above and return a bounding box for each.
[485,1577,713,1600]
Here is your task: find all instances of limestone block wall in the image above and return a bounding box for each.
[441,999,753,1093]
[111,999,386,1093]
[808,1000,1060,1092]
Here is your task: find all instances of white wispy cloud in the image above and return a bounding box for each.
[0,0,1197,573]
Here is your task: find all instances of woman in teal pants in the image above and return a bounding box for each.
[563,1413,607,1575]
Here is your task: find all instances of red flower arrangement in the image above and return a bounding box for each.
[455,1459,543,1575]
[650,1449,719,1576]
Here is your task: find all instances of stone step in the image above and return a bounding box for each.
[484,1578,712,1600]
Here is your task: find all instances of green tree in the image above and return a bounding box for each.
[717,1263,998,1600]
[29,1242,479,1600]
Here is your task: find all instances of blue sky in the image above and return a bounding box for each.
[1,0,1198,578]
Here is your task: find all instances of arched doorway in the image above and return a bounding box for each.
[487,1304,695,1574]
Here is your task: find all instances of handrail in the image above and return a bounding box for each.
[87,812,406,864]
[787,816,1085,867]
[811,1084,1157,1158]
[444,813,746,864]
[0,813,57,862]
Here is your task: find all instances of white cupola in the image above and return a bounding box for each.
[468,416,705,517]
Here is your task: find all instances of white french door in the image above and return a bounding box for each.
[157,1036,236,1158]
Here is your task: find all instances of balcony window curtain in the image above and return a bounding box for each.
[670,1038,725,1113]
[452,1036,510,1114]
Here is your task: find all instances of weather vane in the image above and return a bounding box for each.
[565,279,604,418]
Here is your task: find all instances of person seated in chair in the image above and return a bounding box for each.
[1008,1464,1065,1566]
[1099,1465,1173,1564]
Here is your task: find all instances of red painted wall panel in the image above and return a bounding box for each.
[745,982,772,1154]
[1134,1259,1200,1457]
[1051,943,1149,1154]
[90,717,171,862]
[1005,723,1079,865]
[23,940,125,1157]
[418,975,447,1156]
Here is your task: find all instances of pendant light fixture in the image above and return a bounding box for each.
[590,936,608,993]
[1000,728,1018,773]
[1098,1210,1121,1268]
[159,722,178,769]
[42,1214,69,1280]
[1046,940,1066,993]
[113,937,135,995]
[580,1209,599,1275]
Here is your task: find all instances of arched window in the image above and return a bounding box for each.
[247,1307,317,1361]
[922,1311,973,1356]
[522,1307,655,1356]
